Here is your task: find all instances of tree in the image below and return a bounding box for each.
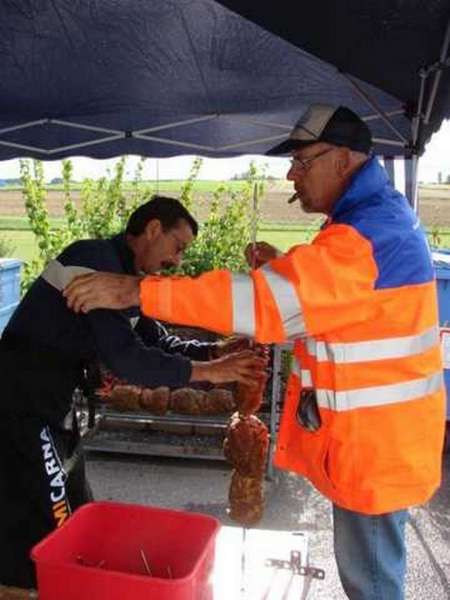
[20,157,267,292]
[231,163,270,181]
[20,157,149,292]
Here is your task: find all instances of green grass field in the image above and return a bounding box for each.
[0,215,65,230]
[1,230,37,262]
[0,215,321,263]
[2,224,450,265]
[1,180,448,193]
[0,227,314,263]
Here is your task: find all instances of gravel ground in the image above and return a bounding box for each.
[86,448,450,599]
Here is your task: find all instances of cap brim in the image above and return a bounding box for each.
[266,138,316,156]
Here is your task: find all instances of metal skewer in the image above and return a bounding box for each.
[260,567,283,600]
[140,549,152,576]
[240,526,247,595]
[280,571,296,600]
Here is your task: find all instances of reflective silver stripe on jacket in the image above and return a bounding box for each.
[231,273,255,336]
[41,259,95,292]
[260,264,305,339]
[316,371,444,411]
[291,359,301,377]
[301,369,313,387]
[290,358,313,386]
[305,326,440,364]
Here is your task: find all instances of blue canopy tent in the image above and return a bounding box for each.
[0,0,449,205]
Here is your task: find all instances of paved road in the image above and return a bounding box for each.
[86,450,450,599]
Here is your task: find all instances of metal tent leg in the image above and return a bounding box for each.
[384,157,395,187]
[404,156,419,211]
[266,344,283,481]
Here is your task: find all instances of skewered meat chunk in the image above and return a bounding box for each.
[235,377,266,415]
[228,470,264,526]
[96,369,126,398]
[223,343,269,526]
[99,369,236,416]
[170,388,235,415]
[170,388,208,415]
[224,412,268,477]
[140,386,170,415]
[224,411,269,525]
[205,388,235,414]
[109,385,142,411]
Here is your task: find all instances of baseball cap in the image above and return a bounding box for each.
[267,104,372,155]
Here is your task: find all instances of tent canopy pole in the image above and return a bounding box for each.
[424,18,450,125]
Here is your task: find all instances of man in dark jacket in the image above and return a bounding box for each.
[0,195,265,588]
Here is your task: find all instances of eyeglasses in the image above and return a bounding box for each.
[289,148,334,172]
[168,231,188,254]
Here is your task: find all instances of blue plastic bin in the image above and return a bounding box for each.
[0,258,22,335]
[432,250,450,420]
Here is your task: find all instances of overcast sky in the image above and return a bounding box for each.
[0,120,448,185]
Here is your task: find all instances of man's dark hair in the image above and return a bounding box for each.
[125,195,198,236]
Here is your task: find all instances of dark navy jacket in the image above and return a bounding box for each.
[0,234,211,421]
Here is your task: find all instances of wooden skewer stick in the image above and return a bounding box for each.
[248,182,259,353]
[76,555,106,568]
[140,549,152,576]
[77,554,94,565]
[251,182,259,270]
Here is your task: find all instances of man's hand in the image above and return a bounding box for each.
[210,336,251,359]
[191,350,268,385]
[63,272,142,313]
[244,241,279,268]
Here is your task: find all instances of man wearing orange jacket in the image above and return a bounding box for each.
[64,105,446,600]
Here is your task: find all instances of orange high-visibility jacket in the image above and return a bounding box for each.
[140,158,446,514]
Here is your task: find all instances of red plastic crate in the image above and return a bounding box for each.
[31,501,220,600]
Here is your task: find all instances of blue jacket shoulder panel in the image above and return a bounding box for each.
[332,158,434,289]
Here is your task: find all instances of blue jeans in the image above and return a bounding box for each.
[333,504,408,600]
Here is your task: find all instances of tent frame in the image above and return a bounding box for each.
[0,17,448,208]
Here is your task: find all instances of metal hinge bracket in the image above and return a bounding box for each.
[265,550,325,580]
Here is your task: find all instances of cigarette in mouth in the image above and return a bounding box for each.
[288,192,300,204]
